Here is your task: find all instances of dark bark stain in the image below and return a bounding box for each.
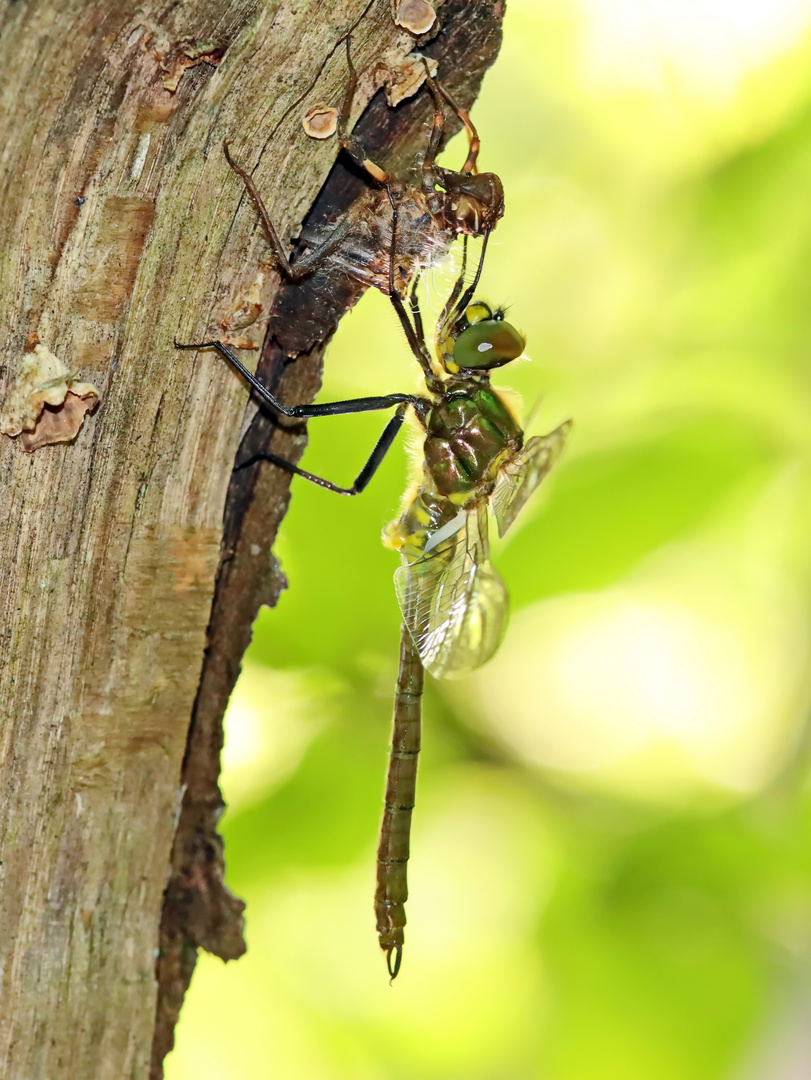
[75,197,157,322]
[159,39,226,93]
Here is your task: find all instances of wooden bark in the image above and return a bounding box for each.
[0,1,503,1077]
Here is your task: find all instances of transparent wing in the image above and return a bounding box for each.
[492,420,572,538]
[394,504,508,680]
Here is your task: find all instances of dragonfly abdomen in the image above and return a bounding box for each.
[375,626,425,979]
[383,487,462,560]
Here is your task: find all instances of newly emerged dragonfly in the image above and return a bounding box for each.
[373,237,570,979]
[178,220,570,977]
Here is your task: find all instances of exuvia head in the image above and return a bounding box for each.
[437,301,526,375]
[436,168,505,237]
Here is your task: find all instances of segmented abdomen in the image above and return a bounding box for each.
[375,625,425,978]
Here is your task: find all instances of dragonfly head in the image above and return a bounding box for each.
[437,301,525,375]
[437,169,505,236]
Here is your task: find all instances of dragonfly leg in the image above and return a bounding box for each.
[235,404,409,495]
[408,273,424,344]
[175,339,425,418]
[384,186,438,382]
[423,69,480,175]
[436,233,468,332]
[335,37,390,184]
[223,141,353,280]
[438,228,491,337]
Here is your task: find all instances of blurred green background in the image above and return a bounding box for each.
[167,1,811,1077]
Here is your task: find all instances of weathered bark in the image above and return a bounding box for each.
[0,1,502,1077]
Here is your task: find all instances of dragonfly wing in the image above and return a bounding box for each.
[394,505,508,680]
[492,420,572,538]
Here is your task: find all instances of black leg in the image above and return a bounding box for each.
[408,273,424,344]
[175,339,425,418]
[384,186,437,382]
[439,230,490,339]
[436,233,468,333]
[236,405,409,495]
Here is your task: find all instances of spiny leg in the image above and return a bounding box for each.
[439,229,491,339]
[420,67,481,202]
[337,41,478,188]
[384,185,438,383]
[435,233,469,333]
[408,272,424,344]
[336,37,390,184]
[223,141,353,280]
[420,85,446,197]
[236,404,409,495]
[223,37,407,282]
[424,69,480,174]
[175,339,423,418]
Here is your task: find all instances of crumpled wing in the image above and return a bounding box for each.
[492,420,572,538]
[394,505,508,680]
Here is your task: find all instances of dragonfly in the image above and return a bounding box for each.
[178,206,570,977]
[372,236,571,979]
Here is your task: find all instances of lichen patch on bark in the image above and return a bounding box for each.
[0,344,99,452]
[392,0,437,35]
[159,39,226,93]
[376,51,438,106]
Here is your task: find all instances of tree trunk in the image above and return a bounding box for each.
[0,1,503,1076]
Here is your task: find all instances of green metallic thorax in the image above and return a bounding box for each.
[422,380,521,499]
[384,377,523,561]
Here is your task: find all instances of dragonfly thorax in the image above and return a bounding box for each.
[383,383,524,560]
[423,383,522,499]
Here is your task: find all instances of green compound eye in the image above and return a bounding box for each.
[453,319,525,370]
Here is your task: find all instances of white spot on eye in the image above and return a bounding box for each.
[477,342,493,352]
